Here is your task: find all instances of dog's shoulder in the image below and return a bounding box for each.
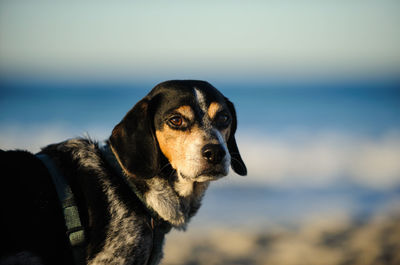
[40,139,161,264]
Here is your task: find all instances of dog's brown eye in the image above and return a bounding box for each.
[169,116,183,127]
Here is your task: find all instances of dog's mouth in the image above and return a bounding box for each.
[179,168,228,182]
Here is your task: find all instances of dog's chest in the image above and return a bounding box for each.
[88,180,163,265]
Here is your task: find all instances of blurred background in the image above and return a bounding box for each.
[1,1,400,264]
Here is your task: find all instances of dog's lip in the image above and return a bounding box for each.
[179,169,227,181]
[195,168,228,181]
[197,169,226,177]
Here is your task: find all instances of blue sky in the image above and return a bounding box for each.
[1,0,399,81]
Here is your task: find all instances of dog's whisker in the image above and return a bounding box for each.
[158,162,172,172]
[168,169,177,178]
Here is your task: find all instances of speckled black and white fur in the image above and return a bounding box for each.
[0,80,246,265]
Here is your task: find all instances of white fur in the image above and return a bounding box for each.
[144,178,185,227]
[194,87,207,113]
[144,176,210,229]
[175,173,194,197]
[179,132,205,179]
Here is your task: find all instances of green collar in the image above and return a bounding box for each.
[36,153,86,265]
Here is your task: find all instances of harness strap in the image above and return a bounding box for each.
[36,153,86,265]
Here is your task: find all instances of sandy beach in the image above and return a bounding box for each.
[163,209,400,265]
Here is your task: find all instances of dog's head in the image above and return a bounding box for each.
[109,80,247,182]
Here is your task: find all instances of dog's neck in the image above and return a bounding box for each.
[100,142,209,228]
[142,177,209,228]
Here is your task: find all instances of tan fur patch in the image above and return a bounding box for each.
[207,102,222,120]
[156,123,204,170]
[175,105,194,120]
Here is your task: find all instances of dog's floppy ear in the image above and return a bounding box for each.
[225,98,247,176]
[109,97,159,179]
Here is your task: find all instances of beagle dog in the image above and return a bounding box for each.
[0,80,246,265]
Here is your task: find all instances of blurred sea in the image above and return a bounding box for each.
[1,77,399,135]
[1,76,400,228]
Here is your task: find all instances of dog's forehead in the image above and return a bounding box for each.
[152,81,226,114]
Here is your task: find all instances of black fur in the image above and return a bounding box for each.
[110,97,161,179]
[225,98,247,176]
[0,150,74,265]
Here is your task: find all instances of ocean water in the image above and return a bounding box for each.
[1,76,400,226]
[1,78,399,135]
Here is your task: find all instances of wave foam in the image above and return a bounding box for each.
[232,130,400,189]
[1,125,399,190]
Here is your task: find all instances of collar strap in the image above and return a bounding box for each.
[36,153,86,265]
[100,143,172,265]
[99,142,160,221]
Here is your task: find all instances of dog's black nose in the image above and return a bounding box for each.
[202,144,226,164]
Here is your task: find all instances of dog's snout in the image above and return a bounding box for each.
[201,144,226,164]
